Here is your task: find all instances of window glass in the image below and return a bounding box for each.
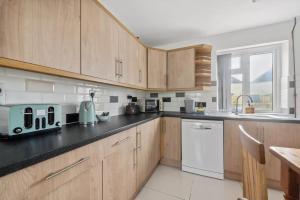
[250,53,273,111]
[231,57,241,70]
[231,74,243,112]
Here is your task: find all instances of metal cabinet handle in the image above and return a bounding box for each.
[112,136,130,147]
[119,60,123,77]
[133,147,137,168]
[115,59,119,77]
[139,70,142,83]
[43,157,90,181]
[137,131,142,149]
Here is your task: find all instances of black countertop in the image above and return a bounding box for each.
[1,111,300,177]
[0,113,161,177]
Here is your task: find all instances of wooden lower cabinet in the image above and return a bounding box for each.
[160,117,182,168]
[0,140,103,200]
[136,119,161,189]
[224,120,300,189]
[103,127,137,200]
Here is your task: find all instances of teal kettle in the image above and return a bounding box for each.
[79,101,96,126]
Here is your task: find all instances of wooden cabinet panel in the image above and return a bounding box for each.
[81,0,119,81]
[161,117,181,168]
[0,140,103,200]
[0,0,80,73]
[167,48,195,89]
[152,118,161,168]
[148,49,167,89]
[263,122,300,184]
[103,127,137,200]
[136,120,155,189]
[224,120,261,179]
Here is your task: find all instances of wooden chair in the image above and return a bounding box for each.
[237,125,268,200]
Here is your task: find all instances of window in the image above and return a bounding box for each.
[219,45,281,113]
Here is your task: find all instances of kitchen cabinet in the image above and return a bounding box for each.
[81,0,119,82]
[148,48,167,89]
[160,117,182,168]
[0,140,103,200]
[137,43,148,88]
[0,0,81,73]
[136,119,160,189]
[81,0,146,88]
[262,122,300,188]
[103,127,137,200]
[167,48,195,89]
[224,120,262,180]
[224,120,300,189]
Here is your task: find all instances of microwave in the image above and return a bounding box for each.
[145,99,159,113]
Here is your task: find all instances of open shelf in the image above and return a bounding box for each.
[194,45,212,88]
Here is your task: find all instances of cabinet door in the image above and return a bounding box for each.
[0,0,81,73]
[137,120,154,189]
[161,117,181,168]
[167,48,195,89]
[0,141,103,200]
[224,120,262,180]
[152,118,161,168]
[81,0,119,81]
[148,49,167,89]
[103,128,137,200]
[137,43,147,88]
[263,122,300,186]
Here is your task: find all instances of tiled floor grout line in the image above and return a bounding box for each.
[188,178,195,200]
[144,186,186,200]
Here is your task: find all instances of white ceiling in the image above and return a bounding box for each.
[100,0,300,47]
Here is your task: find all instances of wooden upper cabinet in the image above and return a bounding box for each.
[81,0,119,81]
[0,0,81,73]
[138,43,147,88]
[148,49,167,89]
[167,48,195,89]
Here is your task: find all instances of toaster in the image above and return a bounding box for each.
[0,104,62,137]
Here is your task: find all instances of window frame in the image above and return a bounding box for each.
[221,44,282,113]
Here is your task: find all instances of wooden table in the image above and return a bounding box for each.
[270,147,300,200]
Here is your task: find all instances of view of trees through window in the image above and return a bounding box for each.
[231,52,273,112]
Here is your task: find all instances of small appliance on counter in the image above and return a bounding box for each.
[145,99,160,113]
[125,103,140,115]
[0,104,62,138]
[79,101,96,126]
[184,99,195,113]
[125,96,140,115]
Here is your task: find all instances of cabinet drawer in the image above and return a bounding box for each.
[104,127,137,156]
[0,140,103,200]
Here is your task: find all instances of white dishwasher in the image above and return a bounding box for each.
[182,119,224,179]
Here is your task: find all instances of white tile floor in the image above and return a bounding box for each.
[135,165,284,200]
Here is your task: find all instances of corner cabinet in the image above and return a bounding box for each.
[147,48,167,90]
[167,45,212,90]
[0,0,81,73]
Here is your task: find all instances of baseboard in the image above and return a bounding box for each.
[160,158,181,169]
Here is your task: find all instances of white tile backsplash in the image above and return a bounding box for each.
[0,66,146,119]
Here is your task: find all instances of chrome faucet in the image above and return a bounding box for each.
[235,95,253,115]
